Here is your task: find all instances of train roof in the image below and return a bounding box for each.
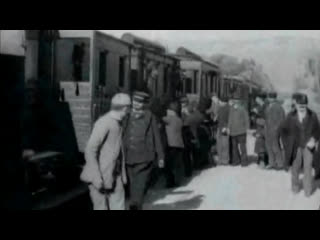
[95,31,135,48]
[222,75,245,82]
[59,30,135,47]
[121,33,166,54]
[176,47,203,61]
[175,47,220,71]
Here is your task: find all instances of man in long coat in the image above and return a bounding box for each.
[278,93,300,171]
[252,94,268,168]
[265,92,286,170]
[123,91,165,210]
[278,94,320,197]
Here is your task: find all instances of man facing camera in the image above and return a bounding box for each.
[123,91,165,210]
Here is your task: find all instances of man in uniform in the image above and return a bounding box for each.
[265,92,286,170]
[123,91,165,210]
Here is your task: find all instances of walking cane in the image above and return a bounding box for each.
[98,168,111,210]
[97,131,111,210]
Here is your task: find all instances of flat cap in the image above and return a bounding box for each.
[111,93,131,106]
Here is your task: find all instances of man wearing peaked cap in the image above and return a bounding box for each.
[123,90,164,210]
[81,93,131,210]
[132,91,151,104]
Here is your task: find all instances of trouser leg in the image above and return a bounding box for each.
[221,135,230,165]
[217,131,230,165]
[216,131,222,164]
[266,136,275,167]
[165,148,175,187]
[108,175,125,210]
[302,148,314,197]
[238,134,248,166]
[173,149,184,186]
[127,162,153,210]
[89,176,125,210]
[275,146,284,169]
[291,148,303,193]
[231,136,240,165]
[89,185,108,210]
[183,148,192,177]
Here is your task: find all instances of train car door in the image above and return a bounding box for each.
[93,50,110,122]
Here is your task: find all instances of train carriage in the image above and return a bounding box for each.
[121,33,181,99]
[175,47,221,102]
[54,30,134,152]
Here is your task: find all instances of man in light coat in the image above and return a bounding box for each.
[80,93,131,210]
[227,96,250,167]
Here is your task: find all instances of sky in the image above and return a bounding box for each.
[101,30,320,92]
[101,30,320,50]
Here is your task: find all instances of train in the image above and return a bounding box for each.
[1,30,265,209]
[176,47,265,110]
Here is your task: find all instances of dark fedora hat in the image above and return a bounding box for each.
[296,93,308,105]
[268,92,277,99]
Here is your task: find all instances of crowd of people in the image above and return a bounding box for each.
[81,89,320,210]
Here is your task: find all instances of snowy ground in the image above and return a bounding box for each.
[145,131,320,210]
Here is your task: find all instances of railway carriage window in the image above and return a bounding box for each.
[154,75,158,96]
[193,71,198,94]
[210,75,214,93]
[130,70,138,91]
[99,51,108,86]
[163,66,168,93]
[186,78,192,94]
[119,56,125,88]
[56,39,90,82]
